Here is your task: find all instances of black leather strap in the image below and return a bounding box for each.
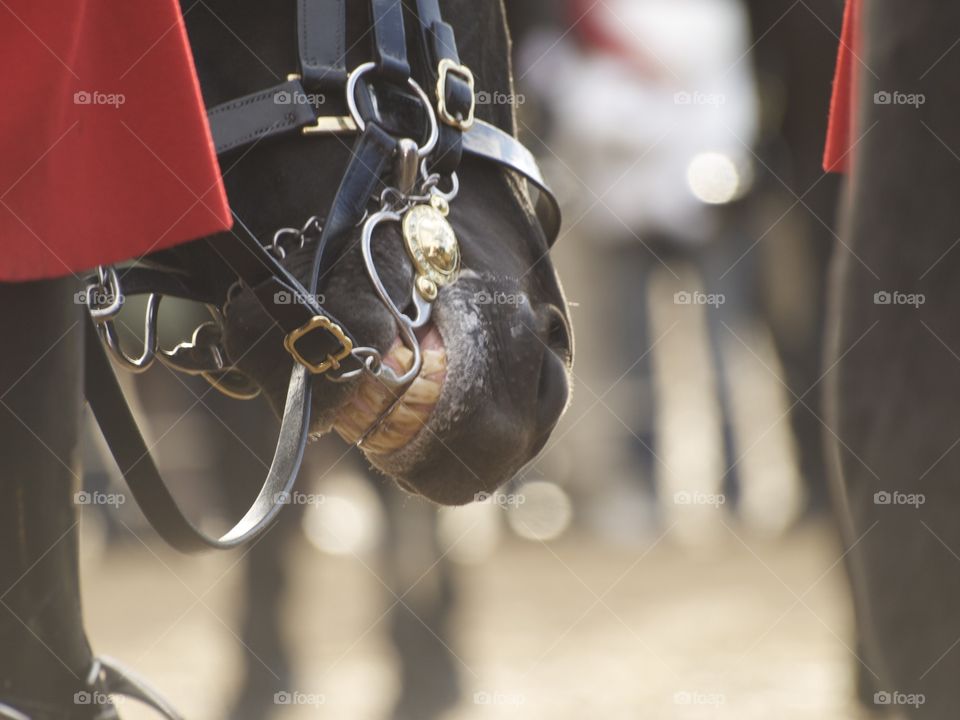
[112,266,222,305]
[85,316,311,553]
[298,0,347,89]
[370,0,410,82]
[207,79,317,155]
[411,0,469,175]
[461,120,562,245]
[313,122,399,276]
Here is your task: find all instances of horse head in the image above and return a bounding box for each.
[175,0,572,504]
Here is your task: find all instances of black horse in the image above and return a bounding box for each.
[827,1,960,717]
[0,1,572,716]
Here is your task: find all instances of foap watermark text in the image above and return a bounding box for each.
[674,91,726,107]
[75,491,126,508]
[874,90,925,108]
[874,290,925,308]
[674,491,726,508]
[475,491,526,507]
[74,90,125,108]
[874,491,925,508]
[874,690,925,709]
[274,491,326,506]
[674,291,725,307]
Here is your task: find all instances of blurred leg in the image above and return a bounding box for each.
[828,1,960,715]
[0,278,102,718]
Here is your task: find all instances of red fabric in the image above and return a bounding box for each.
[823,0,861,173]
[569,0,664,81]
[0,1,231,281]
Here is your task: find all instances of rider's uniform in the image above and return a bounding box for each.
[0,0,231,281]
[824,0,861,173]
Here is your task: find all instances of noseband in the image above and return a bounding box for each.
[83,0,560,553]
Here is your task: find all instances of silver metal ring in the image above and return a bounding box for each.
[87,266,125,321]
[97,293,161,373]
[346,62,439,158]
[360,209,433,387]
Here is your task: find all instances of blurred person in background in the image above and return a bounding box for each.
[510,0,844,534]
[512,0,763,528]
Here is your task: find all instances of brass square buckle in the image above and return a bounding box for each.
[436,58,475,131]
[283,315,354,375]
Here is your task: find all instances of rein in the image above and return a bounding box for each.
[82,0,560,554]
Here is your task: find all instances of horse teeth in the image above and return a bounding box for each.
[359,379,392,410]
[422,349,446,376]
[373,427,410,449]
[390,345,414,370]
[402,377,440,406]
[332,338,446,455]
[332,413,365,441]
[387,402,425,429]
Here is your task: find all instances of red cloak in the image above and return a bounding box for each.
[0,0,231,281]
[823,0,861,173]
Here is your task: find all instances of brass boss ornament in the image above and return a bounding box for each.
[402,195,460,301]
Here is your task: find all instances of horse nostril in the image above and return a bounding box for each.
[543,304,573,367]
[534,346,570,450]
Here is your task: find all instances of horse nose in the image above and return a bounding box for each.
[540,303,573,367]
[532,303,572,448]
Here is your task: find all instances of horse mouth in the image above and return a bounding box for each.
[331,323,446,454]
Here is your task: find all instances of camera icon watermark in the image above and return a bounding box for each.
[873,490,925,509]
[274,691,325,707]
[274,490,326,506]
[674,290,725,307]
[274,90,326,106]
[874,90,925,108]
[273,290,325,306]
[673,690,726,707]
[74,288,123,308]
[475,290,527,306]
[74,690,122,707]
[673,90,726,107]
[873,290,925,308]
[475,90,525,106]
[473,690,525,706]
[874,690,925,708]
[474,491,526,508]
[74,490,126,508]
[74,90,126,108]
[673,491,726,508]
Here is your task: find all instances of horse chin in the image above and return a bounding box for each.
[311,286,504,505]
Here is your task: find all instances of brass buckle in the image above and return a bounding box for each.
[285,73,359,135]
[436,59,475,131]
[283,316,354,375]
[301,115,358,135]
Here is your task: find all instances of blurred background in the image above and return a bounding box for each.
[76,0,869,717]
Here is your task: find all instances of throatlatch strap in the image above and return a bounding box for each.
[84,316,311,553]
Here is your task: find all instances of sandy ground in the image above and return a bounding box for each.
[78,518,878,720]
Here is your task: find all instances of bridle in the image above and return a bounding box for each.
[82,0,561,555]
